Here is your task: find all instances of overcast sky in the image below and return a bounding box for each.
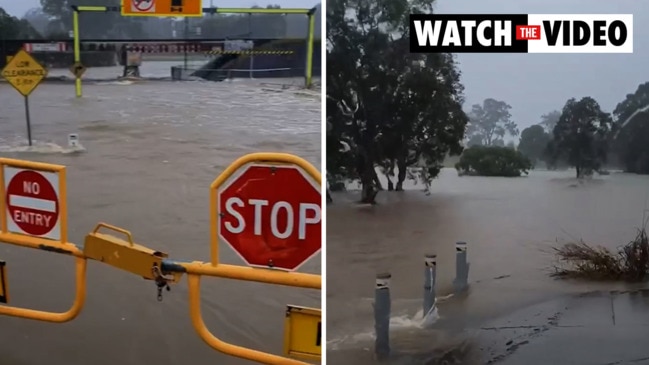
[0,0,319,17]
[434,0,648,129]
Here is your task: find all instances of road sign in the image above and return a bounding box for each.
[0,261,7,304]
[122,0,203,17]
[217,163,321,271]
[1,49,47,97]
[283,305,321,361]
[3,167,61,240]
[69,62,86,78]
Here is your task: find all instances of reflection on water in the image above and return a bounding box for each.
[0,79,320,365]
[327,168,649,363]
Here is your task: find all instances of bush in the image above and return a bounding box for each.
[455,145,532,177]
[552,228,649,281]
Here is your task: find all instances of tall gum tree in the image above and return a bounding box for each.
[327,0,468,203]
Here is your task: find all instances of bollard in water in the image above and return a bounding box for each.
[67,133,79,148]
[374,272,391,361]
[453,241,469,293]
[423,254,437,317]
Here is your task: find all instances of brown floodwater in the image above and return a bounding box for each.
[0,74,320,365]
[327,168,649,363]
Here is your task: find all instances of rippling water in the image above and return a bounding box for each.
[327,168,649,363]
[0,72,320,365]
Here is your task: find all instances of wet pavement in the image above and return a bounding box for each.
[367,288,649,365]
[474,289,649,365]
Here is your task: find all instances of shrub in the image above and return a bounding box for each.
[455,145,532,177]
[552,228,649,281]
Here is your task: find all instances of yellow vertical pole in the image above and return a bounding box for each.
[304,12,316,89]
[73,10,82,98]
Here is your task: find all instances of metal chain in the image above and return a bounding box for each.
[152,265,171,302]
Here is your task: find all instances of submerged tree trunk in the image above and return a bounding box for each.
[361,168,378,204]
[396,154,407,191]
[373,169,383,190]
[359,151,378,204]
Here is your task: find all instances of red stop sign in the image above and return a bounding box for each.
[218,164,321,271]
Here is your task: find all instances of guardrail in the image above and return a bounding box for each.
[0,152,322,364]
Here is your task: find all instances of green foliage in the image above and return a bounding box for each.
[612,82,649,174]
[455,145,532,177]
[551,97,612,178]
[518,124,551,164]
[466,98,518,146]
[327,0,468,202]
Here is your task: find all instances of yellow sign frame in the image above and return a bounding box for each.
[283,305,321,361]
[70,4,317,98]
[0,154,321,365]
[0,158,69,245]
[0,261,8,304]
[0,49,48,97]
[121,0,203,17]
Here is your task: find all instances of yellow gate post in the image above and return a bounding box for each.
[71,5,111,98]
[0,153,321,364]
[0,158,88,322]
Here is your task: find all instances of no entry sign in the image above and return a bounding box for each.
[217,163,321,271]
[132,0,155,12]
[3,167,61,240]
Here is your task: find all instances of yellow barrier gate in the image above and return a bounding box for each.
[0,153,322,364]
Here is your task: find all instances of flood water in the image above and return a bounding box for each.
[0,66,320,365]
[327,168,649,363]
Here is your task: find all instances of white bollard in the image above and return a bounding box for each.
[68,133,79,148]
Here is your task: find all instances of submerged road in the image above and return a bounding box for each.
[0,74,320,365]
[473,289,649,365]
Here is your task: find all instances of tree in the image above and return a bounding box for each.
[455,145,532,177]
[23,7,51,36]
[518,124,551,164]
[551,97,612,178]
[540,110,561,133]
[466,98,518,146]
[327,0,468,203]
[612,81,649,174]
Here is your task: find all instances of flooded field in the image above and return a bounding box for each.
[327,169,649,363]
[0,71,320,364]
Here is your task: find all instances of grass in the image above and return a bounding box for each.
[552,227,649,281]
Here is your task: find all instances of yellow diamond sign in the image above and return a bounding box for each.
[1,49,47,96]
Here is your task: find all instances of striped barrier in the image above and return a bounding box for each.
[125,44,218,53]
[205,50,294,56]
[123,45,294,55]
